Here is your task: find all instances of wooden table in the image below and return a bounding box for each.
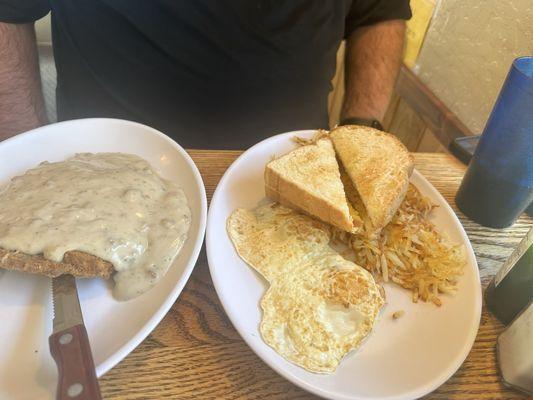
[100,152,531,399]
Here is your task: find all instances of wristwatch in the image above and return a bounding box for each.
[339,117,383,131]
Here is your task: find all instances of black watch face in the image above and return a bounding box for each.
[372,121,384,130]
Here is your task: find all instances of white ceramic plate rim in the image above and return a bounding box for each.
[206,130,481,400]
[0,118,208,377]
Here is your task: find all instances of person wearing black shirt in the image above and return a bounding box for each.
[0,1,410,149]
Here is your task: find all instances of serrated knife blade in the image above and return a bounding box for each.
[49,274,102,400]
[51,274,84,333]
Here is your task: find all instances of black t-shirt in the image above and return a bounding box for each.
[1,0,410,149]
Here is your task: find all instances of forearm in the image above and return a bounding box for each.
[0,22,47,141]
[341,19,405,123]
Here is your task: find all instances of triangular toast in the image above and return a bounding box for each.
[330,125,414,230]
[265,138,362,233]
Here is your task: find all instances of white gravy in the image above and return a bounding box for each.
[0,153,191,300]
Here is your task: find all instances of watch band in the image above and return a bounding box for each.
[339,117,384,131]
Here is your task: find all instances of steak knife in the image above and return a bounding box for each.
[49,274,102,400]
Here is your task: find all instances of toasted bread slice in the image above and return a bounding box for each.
[330,125,414,230]
[265,138,362,233]
[0,248,113,278]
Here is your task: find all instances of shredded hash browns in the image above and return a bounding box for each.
[334,184,465,306]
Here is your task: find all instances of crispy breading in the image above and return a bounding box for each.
[0,248,113,278]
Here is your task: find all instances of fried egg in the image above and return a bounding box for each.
[227,203,384,373]
[227,203,330,282]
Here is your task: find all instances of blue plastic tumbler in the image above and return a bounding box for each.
[456,57,533,228]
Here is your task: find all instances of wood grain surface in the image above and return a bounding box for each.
[99,151,532,400]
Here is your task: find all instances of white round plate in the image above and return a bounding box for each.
[0,118,207,399]
[206,130,481,400]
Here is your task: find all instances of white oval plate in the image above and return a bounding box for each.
[206,130,481,400]
[0,118,207,399]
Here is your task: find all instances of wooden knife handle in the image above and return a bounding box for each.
[49,324,102,400]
